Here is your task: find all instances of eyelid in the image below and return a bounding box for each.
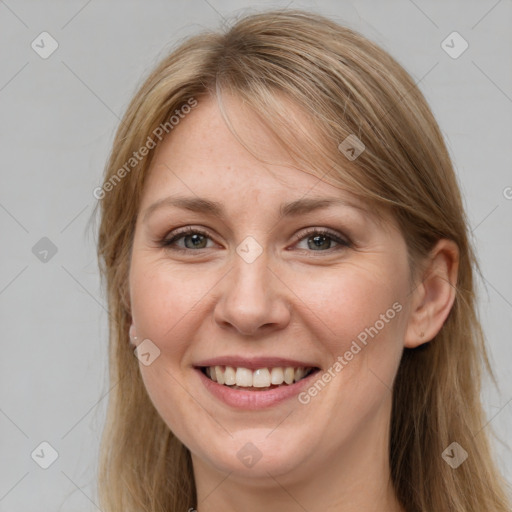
[161,226,216,251]
[291,227,350,247]
[160,225,351,253]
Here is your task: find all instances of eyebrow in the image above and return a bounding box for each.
[142,195,368,223]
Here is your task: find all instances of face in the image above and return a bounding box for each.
[129,95,413,483]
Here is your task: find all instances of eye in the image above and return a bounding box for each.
[160,227,215,251]
[292,228,351,252]
[160,226,351,254]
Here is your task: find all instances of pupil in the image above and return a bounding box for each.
[308,235,330,250]
[186,234,206,249]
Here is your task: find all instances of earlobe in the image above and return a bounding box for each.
[129,324,138,347]
[404,239,459,349]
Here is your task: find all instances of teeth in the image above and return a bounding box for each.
[235,367,253,387]
[284,367,295,385]
[253,368,271,388]
[204,365,313,388]
[270,367,284,385]
[224,366,236,385]
[215,366,225,385]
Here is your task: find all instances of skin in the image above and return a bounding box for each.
[128,94,459,512]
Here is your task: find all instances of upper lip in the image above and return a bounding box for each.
[194,356,320,371]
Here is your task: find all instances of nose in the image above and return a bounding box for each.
[213,252,292,337]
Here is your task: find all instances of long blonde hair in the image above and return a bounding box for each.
[93,9,511,511]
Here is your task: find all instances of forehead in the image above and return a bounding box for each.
[139,94,393,230]
[144,96,353,201]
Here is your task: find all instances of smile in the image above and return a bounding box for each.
[202,365,316,390]
[194,357,321,409]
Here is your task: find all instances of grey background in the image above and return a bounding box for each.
[1,0,511,510]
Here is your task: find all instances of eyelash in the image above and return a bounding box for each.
[159,226,351,254]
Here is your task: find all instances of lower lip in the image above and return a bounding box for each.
[195,368,319,409]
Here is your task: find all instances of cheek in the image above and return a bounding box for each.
[290,260,406,342]
[129,255,216,358]
[288,259,407,396]
[295,265,405,419]
[129,255,210,439]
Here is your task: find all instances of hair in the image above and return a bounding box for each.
[92,8,511,512]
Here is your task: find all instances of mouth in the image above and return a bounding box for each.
[193,356,322,409]
[197,365,320,391]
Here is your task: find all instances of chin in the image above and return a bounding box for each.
[189,427,318,480]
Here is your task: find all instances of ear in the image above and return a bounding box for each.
[404,239,459,348]
[129,323,140,347]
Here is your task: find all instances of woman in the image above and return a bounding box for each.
[94,9,511,512]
